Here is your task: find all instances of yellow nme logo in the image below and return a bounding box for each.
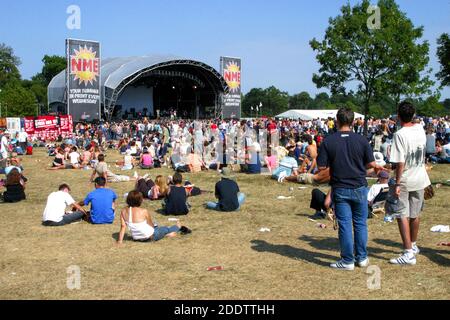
[70,46,100,86]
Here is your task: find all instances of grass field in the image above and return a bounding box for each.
[0,148,449,300]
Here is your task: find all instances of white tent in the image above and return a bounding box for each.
[275,109,365,120]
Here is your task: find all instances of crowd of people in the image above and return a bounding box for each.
[0,105,448,268]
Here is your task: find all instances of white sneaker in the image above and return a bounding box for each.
[278,172,287,183]
[133,171,138,179]
[357,258,370,268]
[330,260,355,271]
[142,174,149,180]
[412,244,420,255]
[390,252,416,265]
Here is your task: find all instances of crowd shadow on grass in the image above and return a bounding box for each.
[298,235,399,261]
[250,239,337,267]
[372,238,450,267]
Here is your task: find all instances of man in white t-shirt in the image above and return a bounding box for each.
[42,184,87,226]
[18,129,28,152]
[1,131,10,160]
[387,101,431,266]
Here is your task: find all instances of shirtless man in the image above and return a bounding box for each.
[299,135,318,174]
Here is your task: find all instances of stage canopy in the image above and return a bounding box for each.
[48,55,229,119]
[275,109,365,120]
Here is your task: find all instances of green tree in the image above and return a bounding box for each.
[22,77,47,106]
[242,88,265,117]
[417,95,446,117]
[242,86,289,117]
[0,82,37,117]
[264,86,290,116]
[0,43,21,89]
[40,55,66,85]
[312,92,331,109]
[310,0,433,135]
[442,98,450,113]
[289,91,312,109]
[436,33,450,87]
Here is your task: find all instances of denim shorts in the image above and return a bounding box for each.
[385,184,424,218]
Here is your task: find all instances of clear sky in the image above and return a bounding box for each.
[1,0,449,98]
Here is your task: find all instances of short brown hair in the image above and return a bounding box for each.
[126,190,143,207]
[98,154,105,162]
[59,184,71,191]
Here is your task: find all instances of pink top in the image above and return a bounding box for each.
[141,153,153,166]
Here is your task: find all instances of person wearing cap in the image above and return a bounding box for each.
[367,170,390,207]
[206,168,245,212]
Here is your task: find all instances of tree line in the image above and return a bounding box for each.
[0,44,66,117]
[0,0,449,119]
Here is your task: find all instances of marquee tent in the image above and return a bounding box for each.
[275,109,365,120]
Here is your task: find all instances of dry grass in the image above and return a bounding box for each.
[0,148,449,300]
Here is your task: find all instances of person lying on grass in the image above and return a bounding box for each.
[135,174,170,200]
[117,190,191,244]
[90,154,136,183]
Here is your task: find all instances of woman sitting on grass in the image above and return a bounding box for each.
[115,149,136,171]
[117,190,191,244]
[0,168,26,203]
[50,148,65,169]
[80,145,92,168]
[139,148,154,169]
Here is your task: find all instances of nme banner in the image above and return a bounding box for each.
[66,39,101,122]
[221,56,242,119]
[59,115,73,134]
[35,116,58,131]
[24,117,35,134]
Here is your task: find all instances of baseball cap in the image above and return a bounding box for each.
[373,152,386,167]
[221,167,235,179]
[378,170,390,179]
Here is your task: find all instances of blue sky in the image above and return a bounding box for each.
[1,0,449,98]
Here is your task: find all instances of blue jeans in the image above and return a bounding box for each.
[206,193,246,211]
[333,187,369,264]
[42,211,85,226]
[152,225,180,241]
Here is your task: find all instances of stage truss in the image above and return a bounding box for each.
[103,60,229,121]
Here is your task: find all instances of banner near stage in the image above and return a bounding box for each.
[221,56,242,119]
[66,38,101,122]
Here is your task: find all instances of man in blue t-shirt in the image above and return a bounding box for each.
[83,177,117,224]
[317,107,384,271]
